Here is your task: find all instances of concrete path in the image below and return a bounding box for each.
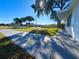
[0,29,79,59]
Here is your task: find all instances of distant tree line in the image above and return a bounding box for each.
[0,15,58,28]
[0,16,35,27]
[0,23,14,26]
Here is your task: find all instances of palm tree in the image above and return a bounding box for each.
[31,0,70,28]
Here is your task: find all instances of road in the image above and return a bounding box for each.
[0,29,79,59]
[0,29,22,36]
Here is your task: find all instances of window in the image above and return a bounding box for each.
[67,14,72,26]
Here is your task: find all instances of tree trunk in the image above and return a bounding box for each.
[29,21,30,27]
[57,19,61,28]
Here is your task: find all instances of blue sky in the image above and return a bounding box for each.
[0,0,56,25]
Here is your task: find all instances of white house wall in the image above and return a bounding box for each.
[71,2,79,41]
[65,20,74,40]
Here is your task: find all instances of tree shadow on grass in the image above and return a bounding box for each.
[0,31,78,59]
[0,37,35,59]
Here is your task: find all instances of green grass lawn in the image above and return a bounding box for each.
[0,26,13,29]
[0,26,59,36]
[0,33,35,59]
[15,27,59,36]
[0,33,5,39]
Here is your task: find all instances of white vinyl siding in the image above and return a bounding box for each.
[70,2,79,41]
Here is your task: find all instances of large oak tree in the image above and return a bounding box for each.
[32,0,70,28]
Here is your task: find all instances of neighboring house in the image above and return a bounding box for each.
[57,0,79,41]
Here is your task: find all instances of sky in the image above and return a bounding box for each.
[0,0,56,25]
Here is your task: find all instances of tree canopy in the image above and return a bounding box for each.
[13,16,34,27]
[32,0,70,17]
[25,16,34,22]
[31,0,70,28]
[13,18,22,26]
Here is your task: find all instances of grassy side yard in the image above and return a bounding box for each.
[0,26,59,36]
[15,27,59,36]
[0,33,35,59]
[0,26,13,29]
[0,33,5,39]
